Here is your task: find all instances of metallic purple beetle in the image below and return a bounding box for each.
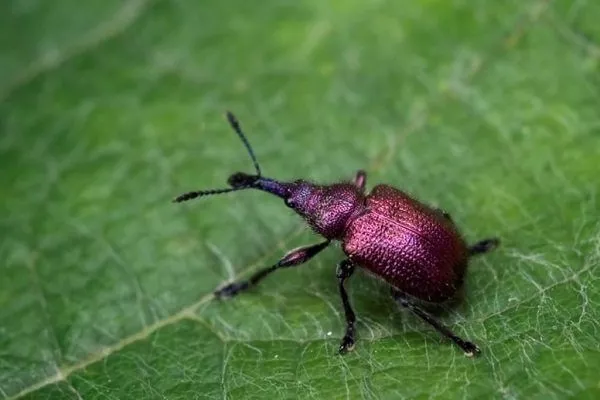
[174,112,499,356]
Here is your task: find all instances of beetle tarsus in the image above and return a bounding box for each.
[469,238,500,256]
[214,281,249,298]
[461,341,481,358]
[336,259,357,355]
[339,334,355,354]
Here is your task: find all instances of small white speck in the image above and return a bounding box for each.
[274,355,279,359]
[509,297,518,302]
[327,331,332,336]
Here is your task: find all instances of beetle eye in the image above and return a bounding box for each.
[284,198,296,208]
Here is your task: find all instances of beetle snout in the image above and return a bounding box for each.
[227,174,294,200]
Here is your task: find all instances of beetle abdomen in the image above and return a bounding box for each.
[342,185,468,302]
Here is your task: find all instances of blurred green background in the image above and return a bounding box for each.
[1,0,599,398]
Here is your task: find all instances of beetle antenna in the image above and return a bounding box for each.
[173,187,240,203]
[172,112,262,203]
[226,111,262,177]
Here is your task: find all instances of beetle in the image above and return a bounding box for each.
[174,112,499,356]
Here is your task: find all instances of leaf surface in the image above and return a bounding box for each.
[1,0,599,398]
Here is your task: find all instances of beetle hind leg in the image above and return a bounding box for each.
[468,238,500,257]
[391,288,481,357]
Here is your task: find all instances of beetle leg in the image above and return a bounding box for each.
[468,238,500,257]
[336,259,357,354]
[214,240,330,298]
[354,170,367,192]
[391,288,481,357]
[434,208,453,222]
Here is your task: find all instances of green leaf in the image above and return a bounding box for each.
[2,0,599,398]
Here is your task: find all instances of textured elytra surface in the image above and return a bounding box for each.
[1,0,600,399]
[343,184,468,302]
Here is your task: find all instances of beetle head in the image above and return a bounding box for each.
[173,112,365,240]
[225,175,364,239]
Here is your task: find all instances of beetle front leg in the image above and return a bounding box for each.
[336,259,357,354]
[354,170,367,192]
[214,240,330,298]
[391,288,480,357]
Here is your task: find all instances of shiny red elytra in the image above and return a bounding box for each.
[174,112,499,357]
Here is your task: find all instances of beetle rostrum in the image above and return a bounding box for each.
[174,112,500,357]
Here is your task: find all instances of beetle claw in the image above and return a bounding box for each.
[462,341,481,358]
[338,336,356,354]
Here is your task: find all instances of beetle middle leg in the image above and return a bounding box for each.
[354,170,367,192]
[391,288,480,357]
[214,240,330,298]
[434,208,453,222]
[337,259,357,354]
[468,238,500,257]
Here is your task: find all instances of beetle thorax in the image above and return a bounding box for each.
[288,181,365,240]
